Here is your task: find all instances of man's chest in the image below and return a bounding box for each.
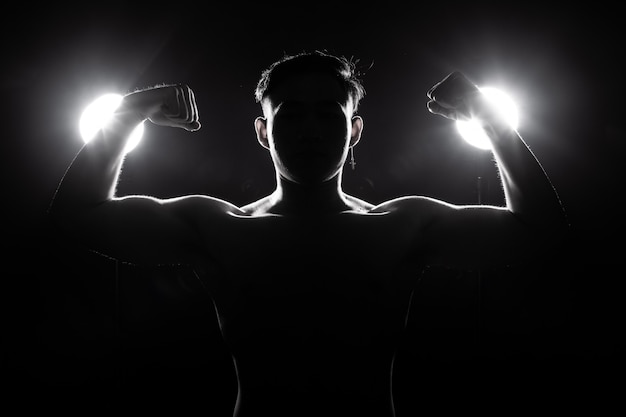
[195,213,425,310]
[208,212,419,266]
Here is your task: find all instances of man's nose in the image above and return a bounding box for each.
[298,113,323,140]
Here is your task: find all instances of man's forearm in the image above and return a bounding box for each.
[488,123,569,233]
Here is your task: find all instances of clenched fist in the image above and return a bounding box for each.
[121,84,201,131]
[426,71,480,122]
[427,71,510,128]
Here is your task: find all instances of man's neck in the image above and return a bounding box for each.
[270,175,352,216]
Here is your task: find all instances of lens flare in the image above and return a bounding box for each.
[456,87,518,150]
[79,93,144,153]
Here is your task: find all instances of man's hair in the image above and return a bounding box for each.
[254,50,367,113]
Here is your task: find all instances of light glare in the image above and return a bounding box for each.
[79,93,144,153]
[456,87,518,150]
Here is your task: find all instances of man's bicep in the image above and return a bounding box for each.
[383,196,526,269]
[75,195,202,266]
[423,202,532,269]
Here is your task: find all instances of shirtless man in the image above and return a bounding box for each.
[49,50,568,417]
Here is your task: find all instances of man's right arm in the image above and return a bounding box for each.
[48,84,215,266]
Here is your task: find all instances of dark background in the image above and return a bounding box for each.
[2,3,622,415]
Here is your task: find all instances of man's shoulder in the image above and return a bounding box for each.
[168,194,246,218]
[370,195,449,213]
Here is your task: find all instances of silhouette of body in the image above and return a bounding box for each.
[50,51,568,416]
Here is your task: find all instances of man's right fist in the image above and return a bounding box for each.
[121,84,201,131]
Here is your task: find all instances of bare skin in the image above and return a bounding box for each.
[49,69,568,417]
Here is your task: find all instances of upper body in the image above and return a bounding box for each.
[49,51,568,416]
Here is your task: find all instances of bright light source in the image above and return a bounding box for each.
[456,87,518,150]
[79,93,144,154]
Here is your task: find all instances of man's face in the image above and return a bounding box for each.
[261,73,356,185]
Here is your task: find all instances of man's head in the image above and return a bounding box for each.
[255,50,366,115]
[253,51,367,185]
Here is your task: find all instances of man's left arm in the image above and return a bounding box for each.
[424,72,570,267]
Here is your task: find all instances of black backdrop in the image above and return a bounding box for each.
[2,3,622,415]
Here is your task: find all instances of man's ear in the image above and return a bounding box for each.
[350,115,363,147]
[254,116,269,149]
